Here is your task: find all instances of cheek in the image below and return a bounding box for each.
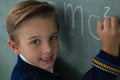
[20,46,41,62]
[53,41,59,54]
[19,44,40,56]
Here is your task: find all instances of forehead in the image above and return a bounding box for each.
[17,17,58,39]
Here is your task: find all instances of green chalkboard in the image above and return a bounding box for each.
[0,0,25,80]
[45,0,120,80]
[0,0,120,80]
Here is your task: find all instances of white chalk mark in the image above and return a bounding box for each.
[104,6,110,18]
[64,2,84,35]
[73,6,84,35]
[64,2,69,28]
[64,2,110,40]
[88,15,100,40]
[64,2,74,29]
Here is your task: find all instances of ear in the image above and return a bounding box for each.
[8,39,21,55]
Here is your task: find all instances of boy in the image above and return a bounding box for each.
[6,0,120,80]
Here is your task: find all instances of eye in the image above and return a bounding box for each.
[31,39,40,45]
[50,35,58,41]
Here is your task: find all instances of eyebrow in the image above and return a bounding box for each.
[53,32,58,35]
[28,32,58,40]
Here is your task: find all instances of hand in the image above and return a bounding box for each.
[97,17,120,57]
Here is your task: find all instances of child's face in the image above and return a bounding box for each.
[11,17,59,70]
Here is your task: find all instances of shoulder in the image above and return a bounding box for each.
[11,56,59,80]
[11,71,52,80]
[92,50,120,75]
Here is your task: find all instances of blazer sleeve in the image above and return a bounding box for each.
[82,50,120,80]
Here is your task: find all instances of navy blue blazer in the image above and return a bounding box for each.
[11,55,60,80]
[83,50,120,80]
[11,50,120,80]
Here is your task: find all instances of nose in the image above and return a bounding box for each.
[42,42,52,54]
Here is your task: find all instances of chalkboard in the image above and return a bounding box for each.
[0,0,22,80]
[45,0,120,80]
[0,0,120,80]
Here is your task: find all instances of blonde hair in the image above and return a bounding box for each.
[6,0,58,41]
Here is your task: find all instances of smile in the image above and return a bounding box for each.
[40,55,53,64]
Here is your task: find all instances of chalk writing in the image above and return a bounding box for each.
[88,15,100,40]
[49,1,112,40]
[104,6,110,18]
[64,2,84,35]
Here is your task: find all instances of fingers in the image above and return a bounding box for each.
[97,17,111,34]
[111,17,119,30]
[104,17,111,30]
[97,17,119,32]
[97,17,120,57]
[97,21,103,34]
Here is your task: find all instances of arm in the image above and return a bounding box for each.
[83,50,120,80]
[83,17,120,80]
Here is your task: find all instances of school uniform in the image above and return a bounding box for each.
[11,50,120,80]
[11,55,60,80]
[83,50,120,80]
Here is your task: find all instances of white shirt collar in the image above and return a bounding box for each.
[19,54,53,73]
[19,54,33,65]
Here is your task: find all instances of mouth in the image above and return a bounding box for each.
[40,55,53,64]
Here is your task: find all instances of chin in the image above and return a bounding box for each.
[38,63,54,70]
[46,63,54,69]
